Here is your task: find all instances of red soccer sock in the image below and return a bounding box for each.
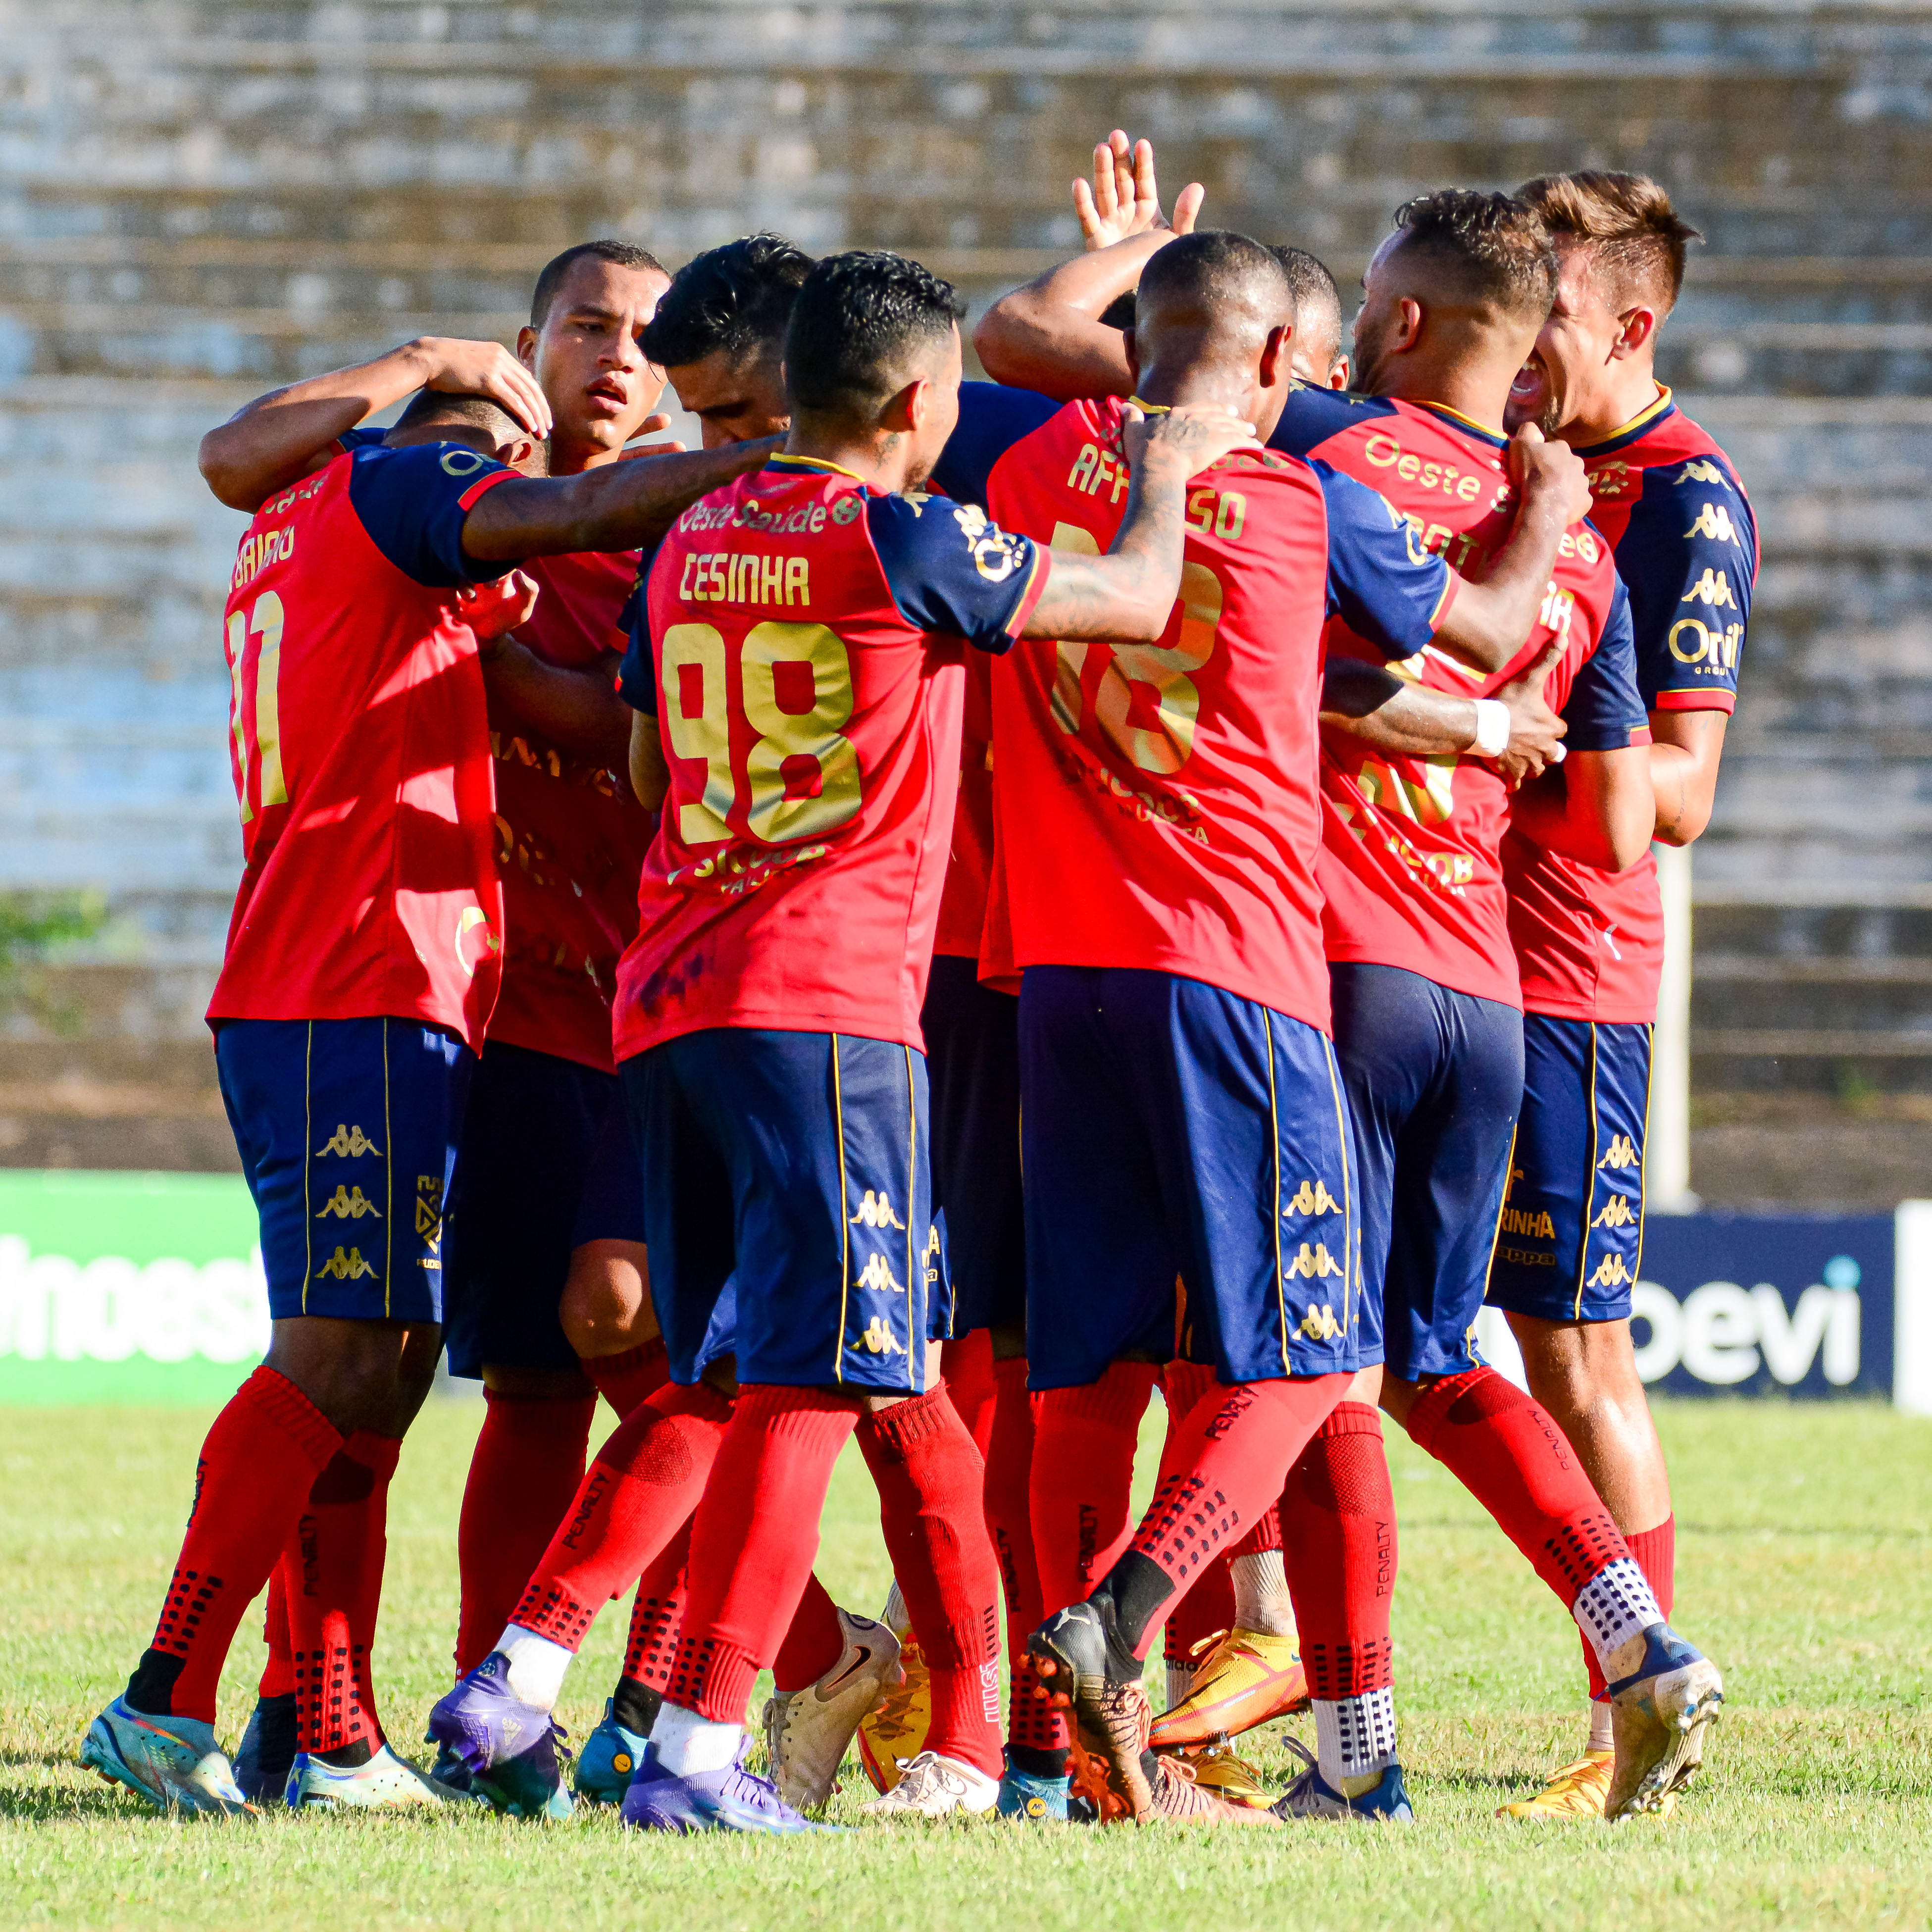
[1157,1361,1233,1679]
[1405,1368,1654,1668]
[618,1519,691,1708]
[986,1358,1068,1756]
[511,1380,734,1651]
[127,1365,343,1722]
[1229,1504,1284,1557]
[773,1572,846,1694]
[582,1338,671,1420]
[259,1560,296,1700]
[1584,1515,1676,1698]
[668,1386,859,1724]
[1108,1373,1348,1658]
[454,1389,597,1675]
[289,1428,401,1762]
[857,1387,1003,1778]
[1029,1361,1161,1619]
[942,1330,998,1464]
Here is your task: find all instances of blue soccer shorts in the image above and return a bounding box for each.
[215,1016,474,1326]
[620,1027,939,1394]
[442,1041,648,1380]
[1017,965,1361,1393]
[1485,1014,1651,1324]
[922,954,1025,1338]
[1329,963,1524,1382]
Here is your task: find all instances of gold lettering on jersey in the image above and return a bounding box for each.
[854,1315,907,1356]
[1684,502,1740,544]
[677,551,811,609]
[1331,793,1477,897]
[1362,431,1485,503]
[1667,617,1742,671]
[315,1245,377,1281]
[1680,567,1737,610]
[850,1190,907,1231]
[1539,582,1576,638]
[1284,1241,1345,1281]
[1297,1303,1344,1341]
[317,1185,381,1220]
[1599,1134,1639,1170]
[1556,528,1601,564]
[1185,486,1247,541]
[854,1253,904,1295]
[679,498,830,536]
[1066,442,1133,505]
[232,526,296,590]
[1501,1206,1557,1240]
[1285,1178,1342,1217]
[316,1123,383,1158]
[1591,1192,1638,1230]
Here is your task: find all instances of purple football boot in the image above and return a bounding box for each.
[619,1740,838,1835]
[425,1652,573,1820]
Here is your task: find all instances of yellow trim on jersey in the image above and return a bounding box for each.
[832,1034,851,1384]
[1415,400,1508,443]
[1598,385,1674,446]
[1633,1023,1656,1286]
[770,453,868,482]
[1263,1008,1289,1375]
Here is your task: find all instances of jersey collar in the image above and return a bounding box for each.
[765,452,868,482]
[1573,385,1678,458]
[1411,400,1509,449]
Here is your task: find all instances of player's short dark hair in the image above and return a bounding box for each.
[642,234,815,369]
[1516,171,1703,314]
[1270,246,1345,367]
[1137,230,1295,320]
[1387,190,1558,321]
[529,240,667,328]
[391,389,526,441]
[783,251,967,418]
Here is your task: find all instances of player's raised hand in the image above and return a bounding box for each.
[1507,421,1592,530]
[1121,401,1263,479]
[411,336,554,441]
[458,568,541,652]
[1489,634,1570,787]
[617,412,688,459]
[1074,133,1204,250]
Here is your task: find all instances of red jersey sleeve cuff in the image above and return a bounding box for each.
[1004,546,1051,638]
[1651,687,1737,715]
[458,468,519,513]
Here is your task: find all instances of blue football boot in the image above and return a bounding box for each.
[575,1699,654,1806]
[80,1696,253,1816]
[425,1652,572,1819]
[619,1741,838,1835]
[1271,1742,1414,1823]
[996,1752,1071,1823]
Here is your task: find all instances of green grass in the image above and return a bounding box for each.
[3,1398,1929,1930]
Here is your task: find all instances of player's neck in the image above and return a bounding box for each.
[1131,361,1260,423]
[1558,366,1666,448]
[547,434,621,478]
[1372,354,1512,436]
[782,425,918,495]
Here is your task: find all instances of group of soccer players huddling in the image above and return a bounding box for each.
[81,129,1754,1834]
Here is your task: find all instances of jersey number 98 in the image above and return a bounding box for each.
[660,620,862,847]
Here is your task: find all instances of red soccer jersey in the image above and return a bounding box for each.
[968,393,1454,1030]
[933,648,997,961]
[611,454,1048,1059]
[487,548,657,1070]
[1270,389,1650,1010]
[1502,390,1757,1022]
[207,442,520,1045]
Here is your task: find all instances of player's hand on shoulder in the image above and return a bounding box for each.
[1490,635,1569,788]
[1074,131,1204,251]
[1507,422,1592,530]
[1122,402,1262,481]
[458,568,541,653]
[411,336,554,441]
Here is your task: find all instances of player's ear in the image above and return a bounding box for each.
[1327,355,1352,391]
[1613,305,1659,360]
[1259,322,1293,389]
[1122,326,1141,387]
[515,325,539,373]
[1395,297,1424,354]
[884,375,926,435]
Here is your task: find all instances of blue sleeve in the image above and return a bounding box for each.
[1559,580,1650,751]
[344,443,517,587]
[336,426,385,453]
[1313,460,1453,659]
[617,538,663,714]
[1617,463,1755,711]
[929,382,1064,508]
[1267,386,1399,458]
[866,493,1047,653]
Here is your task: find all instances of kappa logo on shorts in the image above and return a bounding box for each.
[415,1176,444,1252]
[315,1245,376,1281]
[317,1123,383,1158]
[1598,1135,1639,1171]
[1591,1192,1638,1230]
[1284,1241,1346,1281]
[1587,1253,1632,1289]
[855,1315,906,1356]
[854,1253,904,1294]
[317,1184,381,1220]
[850,1190,907,1231]
[1284,1178,1342,1218]
[1297,1303,1344,1342]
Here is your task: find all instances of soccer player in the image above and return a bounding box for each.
[1487,171,1757,1820]
[82,389,778,1814]
[191,241,696,1803]
[602,249,1254,1836]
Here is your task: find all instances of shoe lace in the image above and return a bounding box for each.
[1278,1736,1323,1810]
[1186,1627,1231,1661]
[549,1720,574,1770]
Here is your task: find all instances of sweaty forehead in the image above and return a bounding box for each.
[551,256,669,320]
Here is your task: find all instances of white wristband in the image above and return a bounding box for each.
[1471,698,1511,759]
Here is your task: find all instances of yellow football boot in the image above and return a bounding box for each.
[1148,1627,1310,1749]
[856,1634,931,1795]
[1500,1748,1677,1820]
[1160,1737,1275,1811]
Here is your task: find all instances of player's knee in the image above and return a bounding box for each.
[559,1239,654,1357]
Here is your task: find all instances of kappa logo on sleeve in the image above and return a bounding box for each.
[952,502,1027,583]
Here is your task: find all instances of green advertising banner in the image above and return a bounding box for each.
[0,1170,266,1404]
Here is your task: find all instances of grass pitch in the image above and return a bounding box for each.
[3,1397,1928,1931]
